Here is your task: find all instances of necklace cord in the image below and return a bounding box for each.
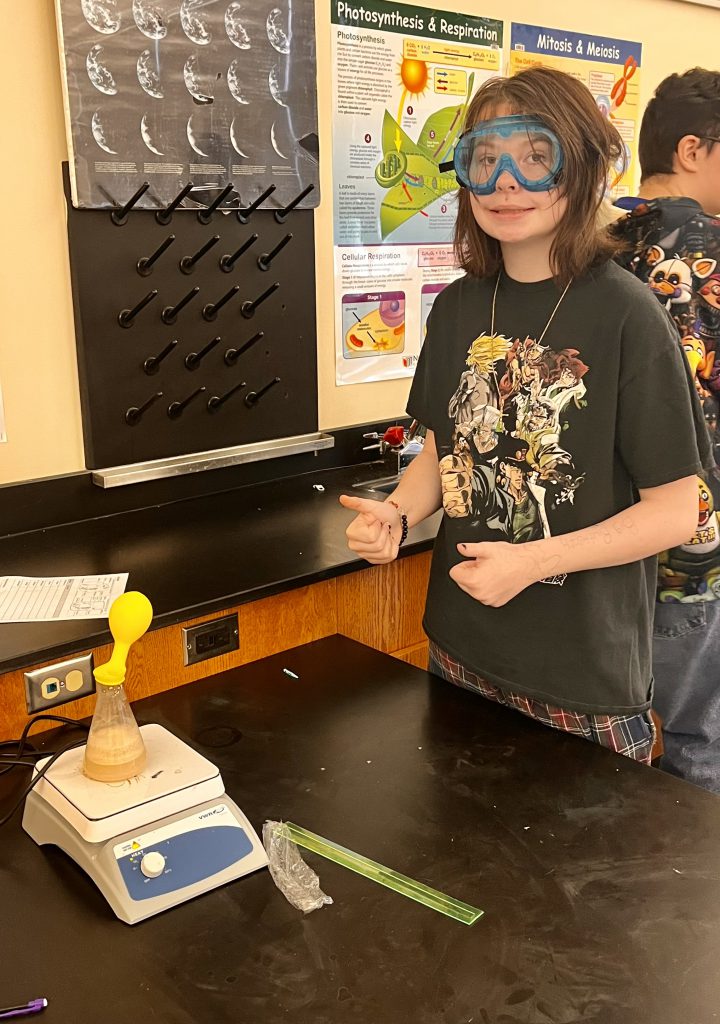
[491,270,573,342]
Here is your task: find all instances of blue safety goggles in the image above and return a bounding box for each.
[441,115,564,195]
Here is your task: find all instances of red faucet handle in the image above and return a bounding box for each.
[383,426,406,448]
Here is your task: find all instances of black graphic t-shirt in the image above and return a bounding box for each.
[408,261,710,714]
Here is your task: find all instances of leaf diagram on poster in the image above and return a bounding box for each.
[55,0,319,210]
[375,60,474,240]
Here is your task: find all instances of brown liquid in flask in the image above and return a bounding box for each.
[83,682,147,783]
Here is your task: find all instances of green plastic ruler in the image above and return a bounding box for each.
[279,822,483,926]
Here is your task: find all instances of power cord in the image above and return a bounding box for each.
[0,715,90,828]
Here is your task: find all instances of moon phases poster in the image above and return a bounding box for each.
[54,0,319,209]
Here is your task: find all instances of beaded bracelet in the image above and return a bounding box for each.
[387,499,409,548]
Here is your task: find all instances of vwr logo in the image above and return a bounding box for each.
[402,355,418,368]
[199,806,226,820]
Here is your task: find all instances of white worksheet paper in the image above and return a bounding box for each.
[0,574,128,622]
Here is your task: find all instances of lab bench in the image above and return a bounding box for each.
[2,635,720,1023]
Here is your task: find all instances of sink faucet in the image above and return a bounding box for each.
[362,422,425,474]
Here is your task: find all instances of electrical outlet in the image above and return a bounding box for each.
[24,653,95,714]
[182,613,239,666]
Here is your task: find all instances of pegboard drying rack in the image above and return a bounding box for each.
[64,167,321,479]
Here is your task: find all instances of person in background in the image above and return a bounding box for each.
[339,67,708,768]
[613,68,720,792]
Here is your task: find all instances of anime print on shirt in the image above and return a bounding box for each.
[614,198,720,600]
[615,198,720,397]
[438,331,587,582]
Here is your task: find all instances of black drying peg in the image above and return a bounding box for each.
[143,339,178,375]
[244,376,281,408]
[257,233,292,271]
[118,289,158,328]
[237,184,276,224]
[207,380,247,412]
[241,282,280,319]
[198,183,236,224]
[125,392,163,425]
[156,182,195,225]
[111,182,150,225]
[180,235,220,274]
[185,335,222,370]
[274,183,315,223]
[224,330,264,365]
[203,285,240,321]
[137,234,176,276]
[161,286,200,324]
[219,233,258,272]
[168,386,206,419]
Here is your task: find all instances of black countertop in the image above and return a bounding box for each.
[0,463,440,674]
[2,635,720,1023]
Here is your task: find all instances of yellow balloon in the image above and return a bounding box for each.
[95,592,153,686]
[108,591,153,644]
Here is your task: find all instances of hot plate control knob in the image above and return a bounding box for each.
[140,851,166,878]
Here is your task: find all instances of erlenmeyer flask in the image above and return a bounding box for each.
[83,681,147,782]
[82,591,153,783]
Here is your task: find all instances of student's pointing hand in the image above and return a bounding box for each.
[339,494,403,565]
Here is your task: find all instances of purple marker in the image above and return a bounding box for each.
[0,999,47,1019]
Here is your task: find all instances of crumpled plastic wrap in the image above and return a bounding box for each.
[263,820,334,914]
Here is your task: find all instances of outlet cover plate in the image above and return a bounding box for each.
[182,613,239,666]
[24,653,95,714]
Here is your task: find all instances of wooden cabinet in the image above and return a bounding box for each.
[337,552,431,652]
[0,553,432,742]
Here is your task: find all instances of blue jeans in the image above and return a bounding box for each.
[653,600,720,794]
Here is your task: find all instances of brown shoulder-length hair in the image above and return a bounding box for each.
[454,67,625,286]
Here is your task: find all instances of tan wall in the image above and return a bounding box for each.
[1,0,718,484]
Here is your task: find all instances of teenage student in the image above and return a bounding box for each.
[340,67,709,765]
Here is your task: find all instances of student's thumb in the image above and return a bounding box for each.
[457,541,492,559]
